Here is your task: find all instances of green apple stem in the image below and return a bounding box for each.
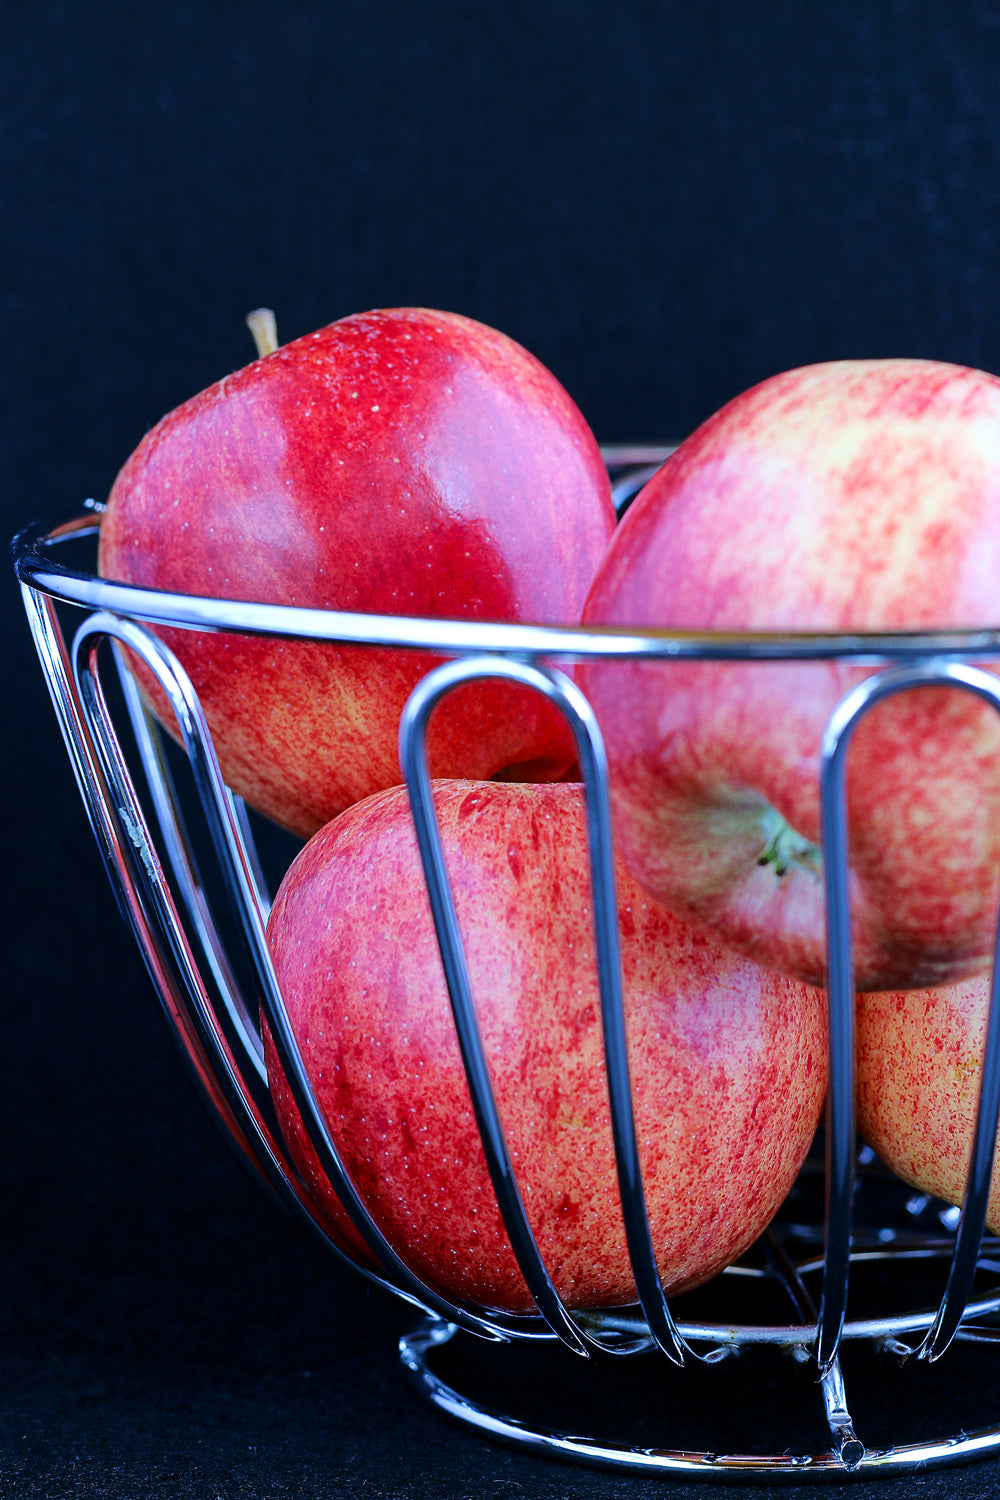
[757,807,822,878]
[246,307,279,358]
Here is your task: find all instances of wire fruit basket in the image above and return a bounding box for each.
[13,447,1000,1482]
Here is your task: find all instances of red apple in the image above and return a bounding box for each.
[856,978,1000,1229]
[579,358,1000,991]
[262,779,827,1314]
[98,307,614,838]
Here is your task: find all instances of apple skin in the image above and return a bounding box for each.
[262,778,827,1315]
[579,358,1000,992]
[856,978,1000,1231]
[98,307,614,838]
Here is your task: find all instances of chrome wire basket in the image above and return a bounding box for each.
[14,447,1000,1482]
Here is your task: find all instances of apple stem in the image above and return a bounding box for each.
[757,810,822,879]
[246,307,279,358]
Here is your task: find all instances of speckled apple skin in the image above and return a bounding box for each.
[857,978,1000,1229]
[263,779,827,1315]
[580,359,1000,992]
[98,308,614,837]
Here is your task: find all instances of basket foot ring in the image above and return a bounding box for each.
[398,1318,1000,1481]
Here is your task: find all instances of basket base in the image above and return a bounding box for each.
[399,1319,1000,1482]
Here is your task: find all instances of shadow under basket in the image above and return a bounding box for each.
[15,456,1000,1482]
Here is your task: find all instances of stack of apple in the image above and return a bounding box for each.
[99,307,1000,1318]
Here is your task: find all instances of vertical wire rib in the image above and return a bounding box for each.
[113,646,267,1082]
[227,790,273,919]
[560,667,691,1366]
[400,658,593,1358]
[917,663,1000,1360]
[819,659,1000,1369]
[399,655,688,1364]
[763,1232,864,1468]
[921,937,1000,1359]
[816,690,858,1372]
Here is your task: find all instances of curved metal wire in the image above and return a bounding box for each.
[15,517,1000,666]
[399,654,694,1365]
[818,660,1000,1369]
[398,1317,1000,1481]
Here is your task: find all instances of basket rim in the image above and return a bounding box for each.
[13,512,1000,664]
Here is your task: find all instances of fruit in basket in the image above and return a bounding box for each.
[98,307,614,838]
[262,778,827,1314]
[856,977,1000,1229]
[580,357,1000,991]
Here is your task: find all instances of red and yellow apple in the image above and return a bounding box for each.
[262,778,827,1314]
[98,307,614,837]
[580,358,1000,991]
[856,977,1000,1229]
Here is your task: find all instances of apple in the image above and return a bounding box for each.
[856,977,1000,1229]
[579,358,1000,992]
[262,778,827,1314]
[98,307,615,838]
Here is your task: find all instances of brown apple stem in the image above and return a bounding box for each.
[246,307,279,358]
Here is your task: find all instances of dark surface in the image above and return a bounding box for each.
[8,3,1000,1495]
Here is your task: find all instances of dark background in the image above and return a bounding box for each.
[7,3,1000,1496]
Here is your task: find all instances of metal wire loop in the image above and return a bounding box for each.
[819,658,1000,1369]
[399,653,697,1365]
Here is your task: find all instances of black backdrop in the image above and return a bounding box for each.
[7,4,1000,1497]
